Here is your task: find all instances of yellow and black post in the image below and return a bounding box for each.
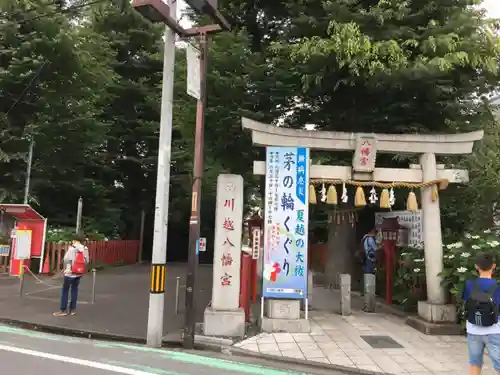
[150,264,166,294]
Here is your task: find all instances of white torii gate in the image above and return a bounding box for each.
[243,116,483,326]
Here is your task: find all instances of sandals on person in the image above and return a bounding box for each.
[53,311,68,317]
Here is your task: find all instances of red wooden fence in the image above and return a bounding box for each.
[44,240,140,273]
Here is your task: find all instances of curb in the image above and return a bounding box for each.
[0,317,383,374]
[223,345,385,375]
[191,336,383,375]
[0,318,183,347]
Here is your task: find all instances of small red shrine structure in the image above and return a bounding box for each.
[0,204,47,276]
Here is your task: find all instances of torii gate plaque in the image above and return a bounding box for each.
[243,116,483,333]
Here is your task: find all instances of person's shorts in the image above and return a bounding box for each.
[468,333,500,370]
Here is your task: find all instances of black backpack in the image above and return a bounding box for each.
[465,280,499,327]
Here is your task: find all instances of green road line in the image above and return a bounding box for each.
[95,342,310,375]
[0,324,310,375]
[105,361,186,375]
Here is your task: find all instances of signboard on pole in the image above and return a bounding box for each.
[0,245,9,257]
[14,229,32,260]
[186,44,201,100]
[198,237,206,252]
[251,228,261,260]
[262,147,309,299]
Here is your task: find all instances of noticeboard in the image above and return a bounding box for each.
[14,230,32,260]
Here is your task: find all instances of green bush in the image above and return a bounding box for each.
[392,230,500,319]
[376,243,426,310]
[46,227,107,242]
[440,230,500,300]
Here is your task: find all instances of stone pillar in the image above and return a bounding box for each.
[340,274,351,316]
[203,174,245,337]
[419,153,446,305]
[363,273,376,313]
[412,154,459,331]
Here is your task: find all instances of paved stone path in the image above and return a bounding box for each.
[234,288,495,374]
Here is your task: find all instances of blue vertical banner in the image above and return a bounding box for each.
[262,147,309,299]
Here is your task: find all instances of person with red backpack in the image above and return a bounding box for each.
[53,233,89,317]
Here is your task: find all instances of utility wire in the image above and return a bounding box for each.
[1,3,101,122]
[0,0,61,20]
[2,52,53,124]
[17,0,106,24]
[1,0,106,24]
[1,0,116,124]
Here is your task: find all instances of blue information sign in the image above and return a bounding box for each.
[262,147,309,299]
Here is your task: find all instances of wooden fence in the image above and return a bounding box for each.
[44,240,140,274]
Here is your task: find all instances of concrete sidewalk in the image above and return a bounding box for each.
[0,264,213,342]
[233,288,493,375]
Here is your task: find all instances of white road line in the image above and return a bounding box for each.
[0,344,155,375]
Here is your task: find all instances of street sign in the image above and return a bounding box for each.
[0,245,9,257]
[199,237,206,252]
[251,228,260,260]
[186,44,201,100]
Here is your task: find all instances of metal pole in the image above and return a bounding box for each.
[138,209,145,263]
[175,276,180,314]
[146,0,176,348]
[19,265,25,296]
[23,139,34,204]
[91,268,96,304]
[183,31,208,350]
[76,197,83,234]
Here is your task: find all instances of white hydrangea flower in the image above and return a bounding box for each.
[413,268,421,273]
[484,229,492,234]
[461,252,471,258]
[448,254,455,259]
[472,235,480,240]
[472,245,481,250]
[457,267,467,273]
[488,241,500,248]
[455,242,463,248]
[400,252,408,256]
[446,244,453,249]
[414,258,424,262]
[465,233,471,238]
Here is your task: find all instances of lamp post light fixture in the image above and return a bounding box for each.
[183,0,231,30]
[130,0,187,35]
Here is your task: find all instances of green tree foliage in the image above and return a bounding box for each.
[0,0,113,219]
[216,0,500,236]
[1,0,500,250]
[219,0,500,134]
[440,104,500,235]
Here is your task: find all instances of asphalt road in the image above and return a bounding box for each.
[0,324,349,375]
